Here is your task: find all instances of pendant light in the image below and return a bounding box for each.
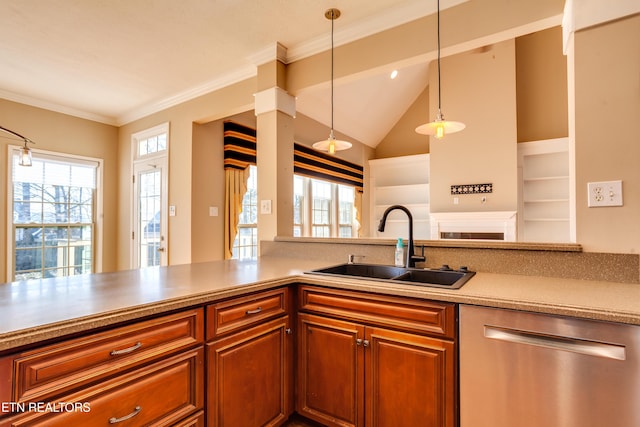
[415,0,465,139]
[0,125,35,166]
[312,8,352,155]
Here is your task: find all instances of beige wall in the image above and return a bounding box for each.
[431,39,518,213]
[191,111,256,263]
[574,14,640,254]
[375,87,430,158]
[516,26,568,142]
[0,99,118,281]
[117,78,256,269]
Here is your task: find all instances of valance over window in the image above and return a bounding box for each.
[224,121,256,170]
[294,143,363,190]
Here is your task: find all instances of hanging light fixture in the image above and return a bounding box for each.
[0,125,35,166]
[415,0,465,139]
[312,8,352,155]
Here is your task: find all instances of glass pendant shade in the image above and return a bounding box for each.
[415,111,466,139]
[19,143,33,166]
[0,126,35,167]
[312,130,352,154]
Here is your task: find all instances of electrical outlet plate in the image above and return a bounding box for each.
[260,200,272,214]
[587,180,623,207]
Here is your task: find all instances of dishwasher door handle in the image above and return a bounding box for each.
[484,325,626,360]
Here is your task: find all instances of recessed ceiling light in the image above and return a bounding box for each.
[390,70,398,79]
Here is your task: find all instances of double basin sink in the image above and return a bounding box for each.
[306,263,475,289]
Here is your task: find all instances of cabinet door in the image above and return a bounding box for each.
[297,313,365,427]
[207,316,292,427]
[365,327,455,427]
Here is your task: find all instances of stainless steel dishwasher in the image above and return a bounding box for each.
[459,305,640,427]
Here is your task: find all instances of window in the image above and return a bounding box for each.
[293,175,357,238]
[132,123,169,268]
[233,165,258,259]
[8,150,100,281]
[311,180,331,237]
[137,131,167,157]
[338,185,355,237]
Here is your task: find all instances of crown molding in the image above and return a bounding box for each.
[0,88,118,126]
[117,64,257,125]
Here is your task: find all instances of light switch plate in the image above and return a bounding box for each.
[209,206,218,217]
[260,200,272,214]
[587,180,623,207]
[169,205,176,216]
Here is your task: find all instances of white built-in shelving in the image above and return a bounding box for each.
[517,138,572,242]
[369,154,430,239]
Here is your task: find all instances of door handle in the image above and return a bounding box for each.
[484,325,626,360]
[157,247,165,252]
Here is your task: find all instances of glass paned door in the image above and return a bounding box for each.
[133,160,167,268]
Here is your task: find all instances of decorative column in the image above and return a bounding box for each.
[254,43,296,246]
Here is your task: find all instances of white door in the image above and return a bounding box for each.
[133,157,168,268]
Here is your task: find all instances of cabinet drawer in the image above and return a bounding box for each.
[3,347,204,427]
[298,285,456,339]
[12,308,204,403]
[206,287,289,339]
[173,410,205,427]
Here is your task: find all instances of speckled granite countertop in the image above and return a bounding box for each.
[1,257,639,352]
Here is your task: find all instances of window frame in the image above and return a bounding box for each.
[6,145,104,282]
[232,164,258,260]
[294,174,357,238]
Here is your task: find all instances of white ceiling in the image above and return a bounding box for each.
[0,0,467,147]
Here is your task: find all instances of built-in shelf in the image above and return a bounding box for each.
[518,138,573,243]
[369,154,430,239]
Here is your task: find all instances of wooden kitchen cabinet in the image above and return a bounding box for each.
[1,308,205,426]
[2,347,204,427]
[297,286,456,427]
[10,308,204,404]
[297,313,365,427]
[206,287,293,427]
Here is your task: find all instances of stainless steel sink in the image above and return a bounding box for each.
[306,263,475,289]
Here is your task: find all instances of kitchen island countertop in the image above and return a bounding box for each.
[1,256,639,352]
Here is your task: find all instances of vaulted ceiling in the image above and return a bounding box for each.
[1,0,564,148]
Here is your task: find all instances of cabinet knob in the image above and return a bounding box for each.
[356,338,363,346]
[363,339,370,347]
[285,328,293,335]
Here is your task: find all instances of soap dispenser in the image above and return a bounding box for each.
[394,238,405,267]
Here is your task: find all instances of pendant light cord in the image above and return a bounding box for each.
[436,0,442,115]
[330,9,335,133]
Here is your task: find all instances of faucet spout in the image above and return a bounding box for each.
[377,204,425,268]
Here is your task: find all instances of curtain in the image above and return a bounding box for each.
[354,188,363,237]
[294,143,363,190]
[223,121,256,259]
[224,167,250,259]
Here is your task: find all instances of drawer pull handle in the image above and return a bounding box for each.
[246,306,262,315]
[109,406,142,424]
[110,342,142,356]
